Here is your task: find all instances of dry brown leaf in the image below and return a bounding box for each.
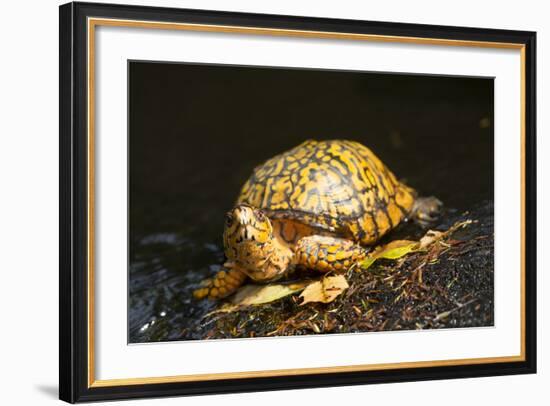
[418,230,445,249]
[418,220,473,249]
[300,275,349,305]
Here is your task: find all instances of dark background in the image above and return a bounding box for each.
[129,61,494,245]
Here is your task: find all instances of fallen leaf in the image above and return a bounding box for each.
[418,220,473,250]
[370,239,417,255]
[231,282,310,306]
[359,219,474,271]
[205,281,310,315]
[360,240,418,270]
[418,230,445,249]
[300,275,349,305]
[360,257,377,270]
[378,241,418,259]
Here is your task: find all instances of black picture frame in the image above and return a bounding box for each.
[59,1,537,403]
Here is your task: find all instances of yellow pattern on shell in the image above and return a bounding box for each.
[237,139,416,245]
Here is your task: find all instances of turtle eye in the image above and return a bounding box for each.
[256,211,266,221]
[225,213,234,227]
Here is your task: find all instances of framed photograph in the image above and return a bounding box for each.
[59,1,536,403]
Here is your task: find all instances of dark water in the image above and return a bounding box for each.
[128,61,494,342]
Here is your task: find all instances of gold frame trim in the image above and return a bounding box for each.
[87,17,527,388]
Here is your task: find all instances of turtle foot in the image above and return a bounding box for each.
[193,269,247,300]
[412,196,443,226]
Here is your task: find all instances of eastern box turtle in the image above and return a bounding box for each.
[194,140,441,299]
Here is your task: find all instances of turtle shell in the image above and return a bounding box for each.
[236,140,416,245]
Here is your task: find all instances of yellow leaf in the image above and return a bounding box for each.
[358,220,474,271]
[378,243,418,259]
[368,239,414,256]
[205,281,316,316]
[299,275,349,305]
[360,257,376,270]
[231,282,309,306]
[360,240,418,270]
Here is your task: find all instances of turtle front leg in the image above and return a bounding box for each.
[294,235,369,273]
[193,266,247,300]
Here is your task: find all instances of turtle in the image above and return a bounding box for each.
[193,139,441,300]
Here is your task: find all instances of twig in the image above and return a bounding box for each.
[433,298,478,322]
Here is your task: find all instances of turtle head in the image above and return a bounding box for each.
[224,204,273,245]
[223,204,287,281]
